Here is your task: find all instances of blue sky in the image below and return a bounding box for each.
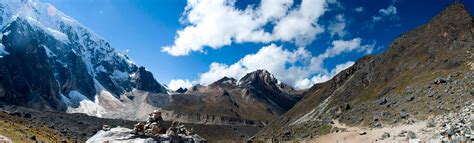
[42,0,474,90]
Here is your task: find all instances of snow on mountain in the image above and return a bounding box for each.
[0,0,168,116]
[0,43,7,57]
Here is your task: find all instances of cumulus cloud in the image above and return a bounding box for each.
[328,14,346,38]
[162,0,329,56]
[168,79,194,91]
[198,44,312,86]
[296,61,354,88]
[198,38,374,89]
[372,5,398,22]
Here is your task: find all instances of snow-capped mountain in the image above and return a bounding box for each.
[0,0,167,113]
[0,0,303,125]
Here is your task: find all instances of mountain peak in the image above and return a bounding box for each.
[209,76,237,87]
[429,2,471,25]
[238,69,278,86]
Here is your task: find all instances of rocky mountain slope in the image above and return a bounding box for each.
[0,0,168,113]
[253,2,473,141]
[114,70,304,126]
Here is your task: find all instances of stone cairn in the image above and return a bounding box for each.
[130,110,206,142]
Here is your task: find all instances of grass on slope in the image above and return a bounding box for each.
[0,112,61,142]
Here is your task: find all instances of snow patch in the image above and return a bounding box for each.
[111,70,129,81]
[223,79,235,84]
[41,45,55,57]
[95,65,107,73]
[0,44,9,57]
[3,30,11,36]
[46,27,69,42]
[66,91,107,117]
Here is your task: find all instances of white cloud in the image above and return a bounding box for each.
[372,5,398,22]
[328,14,346,38]
[297,60,354,88]
[379,5,397,16]
[162,0,329,56]
[168,79,194,91]
[198,38,374,89]
[354,7,364,12]
[198,44,312,86]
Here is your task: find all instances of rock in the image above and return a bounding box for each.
[426,118,436,128]
[405,96,415,102]
[407,131,416,139]
[60,128,68,134]
[380,132,390,140]
[340,103,351,110]
[359,131,367,135]
[470,89,474,96]
[400,111,409,119]
[434,77,447,84]
[375,97,387,105]
[23,113,32,118]
[102,125,111,131]
[29,135,36,141]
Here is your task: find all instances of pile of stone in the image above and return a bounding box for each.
[428,102,473,142]
[131,110,167,136]
[130,110,206,142]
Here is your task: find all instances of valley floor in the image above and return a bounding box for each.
[0,105,261,142]
[306,102,473,143]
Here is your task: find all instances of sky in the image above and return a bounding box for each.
[42,0,474,90]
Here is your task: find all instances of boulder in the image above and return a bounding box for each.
[375,97,387,105]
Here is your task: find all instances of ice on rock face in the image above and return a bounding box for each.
[111,70,130,81]
[0,43,8,57]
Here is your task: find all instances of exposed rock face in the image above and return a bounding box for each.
[132,67,167,94]
[0,0,167,111]
[253,3,474,141]
[175,87,188,93]
[238,70,302,112]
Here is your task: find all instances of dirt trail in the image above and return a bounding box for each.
[0,135,12,143]
[307,120,429,143]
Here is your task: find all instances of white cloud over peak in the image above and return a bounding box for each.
[162,0,329,56]
[168,79,194,91]
[198,38,374,89]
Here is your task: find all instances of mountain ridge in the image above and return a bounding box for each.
[253,2,474,141]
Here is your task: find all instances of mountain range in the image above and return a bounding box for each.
[0,0,303,125]
[0,0,472,142]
